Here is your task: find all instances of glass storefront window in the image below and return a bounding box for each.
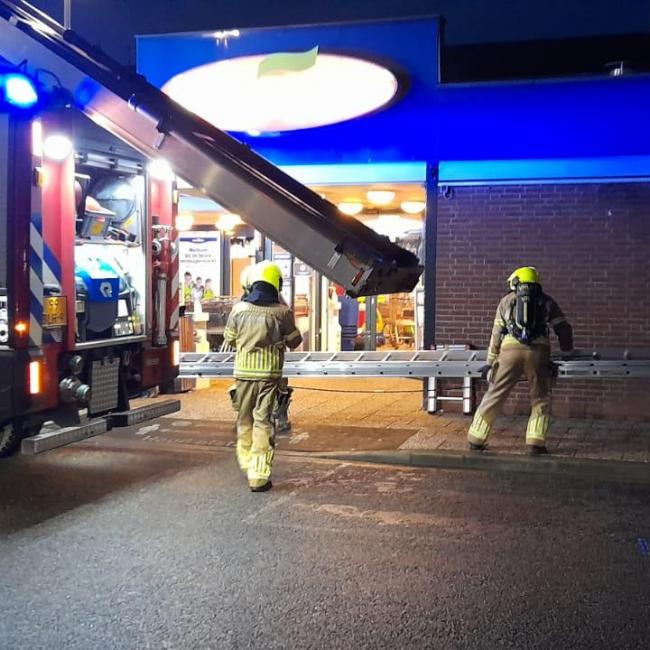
[173,182,425,353]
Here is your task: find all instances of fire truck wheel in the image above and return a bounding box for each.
[0,422,21,458]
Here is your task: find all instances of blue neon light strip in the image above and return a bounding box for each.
[439,157,650,185]
[279,162,427,185]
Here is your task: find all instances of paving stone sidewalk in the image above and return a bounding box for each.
[160,378,650,463]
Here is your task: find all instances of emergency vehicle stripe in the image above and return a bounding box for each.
[43,244,62,286]
[29,212,43,347]
[42,242,63,344]
[169,232,180,330]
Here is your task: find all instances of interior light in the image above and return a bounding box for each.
[175,213,194,231]
[29,360,42,395]
[148,159,174,181]
[366,190,395,206]
[246,129,262,137]
[31,120,43,158]
[176,177,192,190]
[43,133,73,161]
[216,213,242,231]
[400,200,426,215]
[214,29,240,39]
[3,73,39,108]
[172,340,180,367]
[338,202,364,216]
[362,213,421,238]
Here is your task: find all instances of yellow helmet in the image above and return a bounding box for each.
[251,260,283,292]
[508,266,540,290]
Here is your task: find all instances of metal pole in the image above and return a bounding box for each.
[423,162,438,349]
[365,295,377,351]
[220,235,230,296]
[63,0,71,29]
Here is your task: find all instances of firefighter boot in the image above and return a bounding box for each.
[236,439,252,472]
[249,479,273,492]
[248,449,274,492]
[468,412,492,450]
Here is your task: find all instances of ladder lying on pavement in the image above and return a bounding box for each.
[178,348,650,414]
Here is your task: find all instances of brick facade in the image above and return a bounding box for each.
[434,182,650,420]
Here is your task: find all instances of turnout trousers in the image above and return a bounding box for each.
[468,345,551,447]
[234,379,279,485]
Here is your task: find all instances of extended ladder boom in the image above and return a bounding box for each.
[0,0,423,296]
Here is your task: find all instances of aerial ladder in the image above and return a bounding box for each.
[0,0,422,297]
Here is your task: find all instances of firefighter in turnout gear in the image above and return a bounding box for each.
[223,262,302,491]
[226,263,295,432]
[467,267,574,455]
[225,264,255,403]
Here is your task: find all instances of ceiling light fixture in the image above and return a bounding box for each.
[400,200,426,215]
[363,213,421,238]
[366,190,395,206]
[216,213,242,231]
[338,201,363,216]
[175,213,194,231]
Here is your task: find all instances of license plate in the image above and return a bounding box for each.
[43,296,67,329]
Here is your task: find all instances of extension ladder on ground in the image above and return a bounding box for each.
[178,348,650,414]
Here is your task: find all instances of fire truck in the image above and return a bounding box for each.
[0,0,422,456]
[0,106,180,455]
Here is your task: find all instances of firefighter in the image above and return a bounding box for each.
[467,267,573,455]
[225,263,255,403]
[223,262,302,491]
[255,262,294,434]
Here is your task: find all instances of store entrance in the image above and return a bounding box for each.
[277,182,425,352]
[174,180,425,354]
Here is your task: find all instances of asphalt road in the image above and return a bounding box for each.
[1,433,649,649]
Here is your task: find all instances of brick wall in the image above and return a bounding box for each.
[435,182,650,420]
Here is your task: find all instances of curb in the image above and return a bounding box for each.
[311,449,650,484]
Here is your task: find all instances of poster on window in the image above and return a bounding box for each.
[179,233,221,302]
[273,251,293,307]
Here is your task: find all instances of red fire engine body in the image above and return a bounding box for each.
[0,108,179,455]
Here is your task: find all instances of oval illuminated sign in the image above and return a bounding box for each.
[162,52,401,134]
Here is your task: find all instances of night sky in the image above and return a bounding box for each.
[29,0,650,64]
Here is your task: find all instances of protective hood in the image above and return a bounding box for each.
[244,281,280,305]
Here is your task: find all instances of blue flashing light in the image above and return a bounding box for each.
[3,73,39,108]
